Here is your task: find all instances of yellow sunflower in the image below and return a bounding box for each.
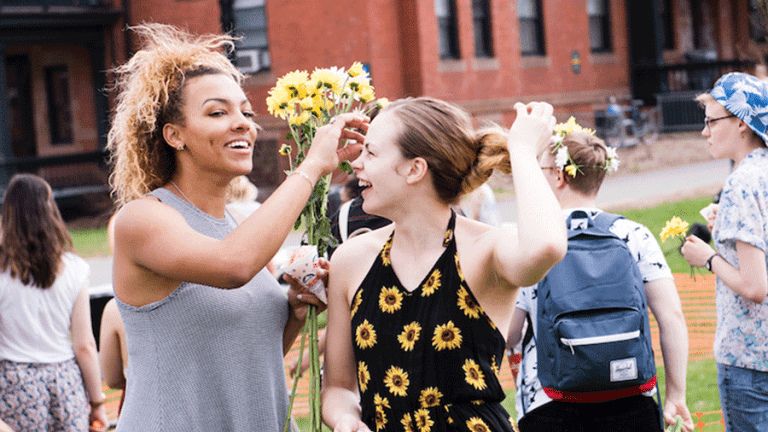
[355,320,377,349]
[350,290,362,318]
[454,253,465,281]
[278,143,292,156]
[348,61,365,77]
[466,417,491,432]
[358,361,370,393]
[381,237,392,266]
[462,359,487,391]
[379,286,403,314]
[418,387,443,408]
[443,229,453,246]
[414,408,434,432]
[432,321,462,351]
[457,286,482,319]
[374,393,391,409]
[401,413,415,432]
[398,322,422,352]
[421,269,441,297]
[383,366,410,397]
[491,356,500,378]
[375,405,387,431]
[276,70,309,98]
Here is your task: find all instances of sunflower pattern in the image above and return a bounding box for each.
[358,361,371,393]
[457,286,483,319]
[351,289,363,318]
[355,319,377,349]
[421,269,442,297]
[398,322,422,352]
[350,211,515,431]
[379,286,404,313]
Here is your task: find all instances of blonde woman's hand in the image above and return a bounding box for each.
[88,404,108,432]
[302,113,369,177]
[333,414,372,432]
[507,102,556,157]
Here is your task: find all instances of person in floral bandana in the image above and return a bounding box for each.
[681,72,768,432]
[322,97,567,432]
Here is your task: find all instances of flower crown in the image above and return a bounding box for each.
[551,117,619,177]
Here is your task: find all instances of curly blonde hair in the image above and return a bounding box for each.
[107,23,243,207]
[383,97,510,204]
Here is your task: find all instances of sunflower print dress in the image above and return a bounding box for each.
[350,211,514,432]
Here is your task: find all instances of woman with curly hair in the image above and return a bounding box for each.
[107,23,366,431]
[0,174,108,432]
[321,97,567,431]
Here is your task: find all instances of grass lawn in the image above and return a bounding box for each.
[70,226,111,258]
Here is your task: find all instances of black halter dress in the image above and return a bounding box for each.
[350,211,514,432]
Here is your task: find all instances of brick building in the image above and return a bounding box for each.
[0,0,763,196]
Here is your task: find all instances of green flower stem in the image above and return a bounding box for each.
[284,322,309,432]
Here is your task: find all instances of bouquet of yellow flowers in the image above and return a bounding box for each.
[659,216,700,279]
[267,63,387,432]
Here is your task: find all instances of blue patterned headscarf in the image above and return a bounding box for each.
[711,72,768,143]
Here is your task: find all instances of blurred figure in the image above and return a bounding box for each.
[99,215,127,418]
[0,174,108,431]
[226,175,260,218]
[458,183,501,226]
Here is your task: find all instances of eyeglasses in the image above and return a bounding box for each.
[704,114,737,131]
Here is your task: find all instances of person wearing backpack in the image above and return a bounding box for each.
[507,125,694,431]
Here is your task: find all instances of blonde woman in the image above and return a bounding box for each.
[107,24,365,431]
[321,98,567,432]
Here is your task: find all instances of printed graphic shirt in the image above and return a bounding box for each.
[514,209,672,420]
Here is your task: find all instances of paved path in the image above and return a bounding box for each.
[86,159,733,289]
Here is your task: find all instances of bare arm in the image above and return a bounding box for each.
[99,298,126,390]
[682,236,768,303]
[644,278,694,432]
[70,283,108,431]
[321,244,372,432]
[506,306,527,349]
[493,102,567,287]
[115,114,368,290]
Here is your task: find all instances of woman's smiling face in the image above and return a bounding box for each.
[173,73,258,177]
[351,109,410,216]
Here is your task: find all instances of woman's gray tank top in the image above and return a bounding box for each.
[116,188,291,431]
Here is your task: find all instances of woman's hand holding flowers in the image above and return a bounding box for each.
[284,258,329,321]
[303,113,368,178]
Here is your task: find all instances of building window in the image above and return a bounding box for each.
[518,0,545,56]
[588,0,612,53]
[233,0,270,73]
[750,0,768,43]
[660,0,675,50]
[435,0,460,59]
[472,0,493,58]
[44,66,73,145]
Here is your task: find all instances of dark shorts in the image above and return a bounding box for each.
[517,395,662,432]
[0,359,89,432]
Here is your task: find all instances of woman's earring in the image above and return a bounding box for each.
[177,144,185,151]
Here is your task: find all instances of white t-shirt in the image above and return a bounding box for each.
[0,252,90,363]
[514,208,672,419]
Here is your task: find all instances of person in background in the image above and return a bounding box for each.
[322,97,566,432]
[0,173,108,432]
[681,72,768,432]
[226,174,261,218]
[507,129,693,432]
[106,23,364,431]
[458,183,501,226]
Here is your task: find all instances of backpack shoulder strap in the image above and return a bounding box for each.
[339,200,353,243]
